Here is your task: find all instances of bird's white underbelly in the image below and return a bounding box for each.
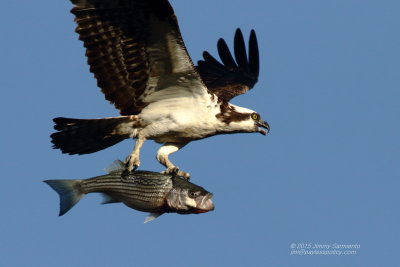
[138,94,221,143]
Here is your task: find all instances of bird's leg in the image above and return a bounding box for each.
[125,136,146,172]
[157,142,189,179]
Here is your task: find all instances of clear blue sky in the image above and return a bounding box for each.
[1,0,399,266]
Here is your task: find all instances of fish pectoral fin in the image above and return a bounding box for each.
[144,212,164,223]
[101,194,121,204]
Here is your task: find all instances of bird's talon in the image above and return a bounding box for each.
[179,171,190,180]
[163,167,190,180]
[125,155,140,172]
[171,167,180,174]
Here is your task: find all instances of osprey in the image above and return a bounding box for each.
[51,0,270,178]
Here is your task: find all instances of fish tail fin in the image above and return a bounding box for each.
[44,179,84,216]
[50,116,137,155]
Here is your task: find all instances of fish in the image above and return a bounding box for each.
[44,160,214,223]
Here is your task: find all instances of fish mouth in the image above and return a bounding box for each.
[257,120,270,135]
[195,193,214,213]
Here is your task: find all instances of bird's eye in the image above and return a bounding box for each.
[251,113,259,120]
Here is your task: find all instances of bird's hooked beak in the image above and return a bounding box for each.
[257,120,270,135]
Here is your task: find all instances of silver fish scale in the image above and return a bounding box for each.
[79,171,174,209]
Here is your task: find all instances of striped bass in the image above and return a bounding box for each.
[44,160,214,223]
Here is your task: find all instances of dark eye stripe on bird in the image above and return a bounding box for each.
[51,0,269,178]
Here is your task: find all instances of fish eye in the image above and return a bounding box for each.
[189,191,200,198]
[251,113,259,120]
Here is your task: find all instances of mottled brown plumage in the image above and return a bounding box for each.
[72,0,260,114]
[71,0,197,115]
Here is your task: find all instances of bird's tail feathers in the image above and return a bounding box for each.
[44,179,84,216]
[51,116,139,155]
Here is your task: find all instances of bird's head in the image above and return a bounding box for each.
[249,111,270,135]
[216,105,270,135]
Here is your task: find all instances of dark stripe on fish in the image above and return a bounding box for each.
[79,176,173,203]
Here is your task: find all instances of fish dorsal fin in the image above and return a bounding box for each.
[104,159,125,174]
[144,212,163,223]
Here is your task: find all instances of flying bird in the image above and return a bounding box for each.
[51,0,270,178]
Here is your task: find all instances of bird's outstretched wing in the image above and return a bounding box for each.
[70,0,207,115]
[196,29,260,102]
